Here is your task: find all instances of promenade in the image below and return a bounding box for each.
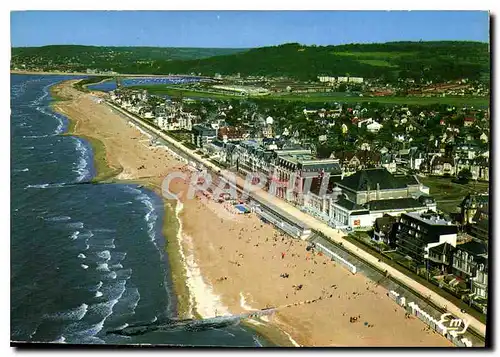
[105,100,486,339]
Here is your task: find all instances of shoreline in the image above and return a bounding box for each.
[47,78,454,347]
[50,83,196,320]
[48,81,292,346]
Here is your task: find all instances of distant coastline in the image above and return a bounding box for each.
[11,70,207,79]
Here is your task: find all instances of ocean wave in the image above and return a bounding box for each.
[79,231,94,239]
[123,287,141,312]
[77,253,86,259]
[101,280,127,302]
[67,222,84,229]
[73,137,91,182]
[110,263,123,270]
[50,335,66,344]
[70,231,80,240]
[13,168,29,172]
[123,186,142,195]
[34,102,66,136]
[31,82,52,106]
[66,320,106,340]
[96,250,111,261]
[45,215,71,222]
[78,336,106,344]
[94,228,116,233]
[96,263,110,272]
[111,252,127,262]
[45,303,88,322]
[22,134,50,139]
[81,264,89,270]
[114,268,132,281]
[25,183,67,189]
[88,281,103,292]
[103,271,118,280]
[22,146,35,150]
[95,291,103,298]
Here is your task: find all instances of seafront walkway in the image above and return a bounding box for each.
[105,100,486,338]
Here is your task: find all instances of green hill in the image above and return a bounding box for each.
[11,45,248,72]
[11,41,489,83]
[155,41,489,82]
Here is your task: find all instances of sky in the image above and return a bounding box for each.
[10,10,490,48]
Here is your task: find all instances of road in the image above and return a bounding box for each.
[104,100,487,339]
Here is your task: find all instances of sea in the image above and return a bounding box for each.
[10,74,272,347]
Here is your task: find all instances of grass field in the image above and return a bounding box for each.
[357,59,398,67]
[132,84,489,106]
[333,51,413,58]
[419,176,490,214]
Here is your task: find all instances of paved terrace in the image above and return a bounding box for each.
[105,100,487,339]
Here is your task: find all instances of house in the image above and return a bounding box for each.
[372,215,398,244]
[366,121,383,133]
[480,132,489,143]
[426,242,455,275]
[395,211,458,266]
[191,124,217,148]
[468,205,489,244]
[217,126,248,142]
[452,240,488,300]
[463,117,475,127]
[459,193,489,226]
[423,155,456,176]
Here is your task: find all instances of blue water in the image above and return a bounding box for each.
[88,77,201,92]
[10,74,271,347]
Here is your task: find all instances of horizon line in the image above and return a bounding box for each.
[11,39,490,49]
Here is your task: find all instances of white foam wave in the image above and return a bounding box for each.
[67,222,84,229]
[25,183,66,189]
[81,264,89,270]
[45,215,71,222]
[95,291,103,298]
[111,252,127,262]
[79,231,94,239]
[73,137,91,182]
[94,228,116,233]
[45,303,88,321]
[70,231,80,240]
[96,263,110,272]
[96,250,111,261]
[13,168,29,172]
[123,287,140,312]
[102,280,127,301]
[77,253,86,259]
[104,271,118,280]
[50,336,66,344]
[114,268,132,280]
[110,263,123,270]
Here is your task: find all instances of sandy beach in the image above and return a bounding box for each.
[50,79,453,347]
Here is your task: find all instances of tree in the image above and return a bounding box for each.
[456,168,473,184]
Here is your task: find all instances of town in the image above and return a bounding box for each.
[105,72,490,323]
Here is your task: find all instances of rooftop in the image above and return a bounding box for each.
[366,197,425,211]
[339,168,418,191]
[404,211,453,226]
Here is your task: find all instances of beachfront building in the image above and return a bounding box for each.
[395,212,458,268]
[451,240,488,298]
[267,149,342,205]
[192,124,217,148]
[302,168,436,229]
